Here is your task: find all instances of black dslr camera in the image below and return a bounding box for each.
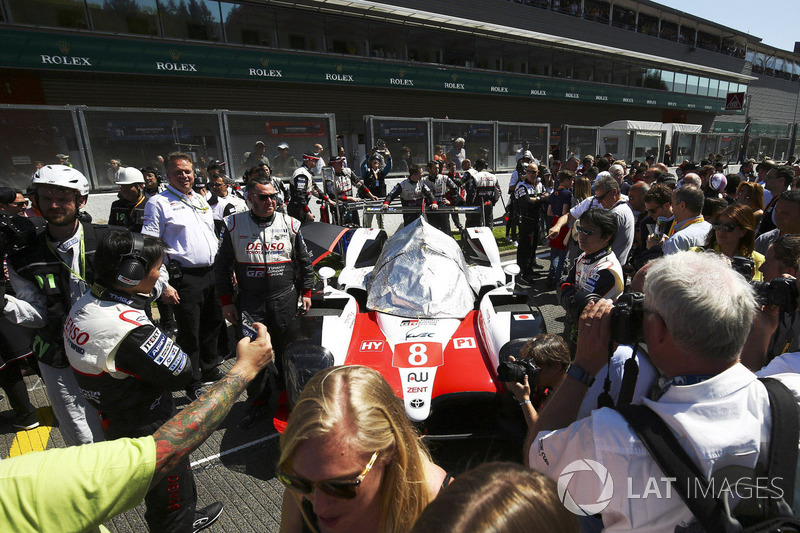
[610,292,645,346]
[0,214,39,254]
[497,358,541,386]
[560,289,645,345]
[751,278,799,315]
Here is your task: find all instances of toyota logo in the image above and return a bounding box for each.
[410,398,425,409]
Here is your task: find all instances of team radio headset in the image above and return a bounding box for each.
[115,232,148,288]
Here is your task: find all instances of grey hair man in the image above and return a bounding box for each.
[526,251,800,531]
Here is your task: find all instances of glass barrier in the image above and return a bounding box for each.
[598,129,632,161]
[696,135,719,161]
[497,123,549,171]
[717,135,741,163]
[0,105,86,190]
[431,120,496,171]
[754,136,777,161]
[78,107,223,189]
[365,116,430,176]
[673,133,695,162]
[632,130,663,162]
[563,126,598,161]
[225,112,334,179]
[774,138,791,161]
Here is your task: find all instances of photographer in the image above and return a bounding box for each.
[740,235,800,370]
[526,251,800,531]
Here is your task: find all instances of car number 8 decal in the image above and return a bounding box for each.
[392,342,443,368]
[408,343,427,365]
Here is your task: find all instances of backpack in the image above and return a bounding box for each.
[616,378,800,533]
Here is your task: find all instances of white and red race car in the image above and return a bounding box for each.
[281,217,546,436]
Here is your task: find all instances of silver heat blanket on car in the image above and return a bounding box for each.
[365,217,480,318]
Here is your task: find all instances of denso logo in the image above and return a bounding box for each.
[246,242,284,252]
[360,340,384,352]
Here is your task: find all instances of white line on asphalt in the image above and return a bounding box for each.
[191,433,280,468]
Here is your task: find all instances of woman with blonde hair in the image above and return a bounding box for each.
[410,462,578,533]
[278,366,448,533]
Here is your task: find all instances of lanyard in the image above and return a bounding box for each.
[165,186,208,214]
[46,228,86,282]
[668,215,704,238]
[130,194,145,216]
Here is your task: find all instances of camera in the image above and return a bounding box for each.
[730,255,756,281]
[751,278,799,315]
[560,288,645,345]
[0,214,39,255]
[497,358,541,387]
[610,292,645,346]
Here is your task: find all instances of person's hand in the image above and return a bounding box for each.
[382,203,389,211]
[222,303,239,324]
[368,193,378,201]
[442,198,451,205]
[547,227,559,240]
[301,296,312,313]
[753,304,780,339]
[305,212,315,222]
[232,322,273,380]
[431,203,439,210]
[161,285,180,305]
[574,299,615,375]
[504,356,531,402]
[646,234,665,249]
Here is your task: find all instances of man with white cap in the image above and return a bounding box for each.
[272,142,298,177]
[109,167,147,232]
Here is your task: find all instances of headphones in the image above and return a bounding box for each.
[116,232,148,287]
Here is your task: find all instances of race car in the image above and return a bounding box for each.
[280,215,546,436]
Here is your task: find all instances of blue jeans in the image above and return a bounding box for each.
[548,247,568,280]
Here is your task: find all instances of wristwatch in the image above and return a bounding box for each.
[566,364,595,387]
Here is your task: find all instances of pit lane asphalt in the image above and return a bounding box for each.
[0,246,565,532]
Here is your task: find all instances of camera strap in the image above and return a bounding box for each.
[597,341,642,409]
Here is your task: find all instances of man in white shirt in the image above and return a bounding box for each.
[142,152,224,399]
[526,252,800,531]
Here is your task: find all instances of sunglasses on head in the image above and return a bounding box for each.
[576,225,595,237]
[276,451,379,500]
[255,193,278,202]
[712,222,738,233]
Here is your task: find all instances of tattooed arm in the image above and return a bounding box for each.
[149,322,273,489]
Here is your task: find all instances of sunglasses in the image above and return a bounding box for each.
[209,182,224,188]
[594,190,610,202]
[712,222,738,233]
[277,451,379,500]
[646,205,664,215]
[576,226,595,237]
[255,193,278,202]
[10,201,28,207]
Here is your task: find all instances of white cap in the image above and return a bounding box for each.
[116,167,145,185]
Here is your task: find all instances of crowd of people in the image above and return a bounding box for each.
[1,141,800,533]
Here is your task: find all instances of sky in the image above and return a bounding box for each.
[657,0,799,53]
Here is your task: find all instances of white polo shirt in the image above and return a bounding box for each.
[142,186,218,268]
